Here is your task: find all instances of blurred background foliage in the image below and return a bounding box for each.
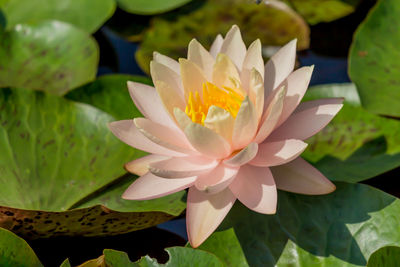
[2,0,400,266]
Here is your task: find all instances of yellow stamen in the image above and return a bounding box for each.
[185,82,244,125]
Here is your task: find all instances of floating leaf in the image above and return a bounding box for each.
[301,83,400,182]
[136,0,309,73]
[0,228,43,267]
[0,88,184,238]
[200,182,400,266]
[0,0,116,33]
[117,0,193,15]
[349,0,400,117]
[367,246,400,267]
[0,21,99,95]
[77,247,224,266]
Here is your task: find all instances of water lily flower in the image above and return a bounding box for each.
[109,25,343,247]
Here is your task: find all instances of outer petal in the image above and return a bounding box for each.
[276,66,314,127]
[187,187,236,248]
[250,139,307,167]
[264,39,297,97]
[125,154,168,176]
[220,25,246,69]
[184,122,232,159]
[203,105,234,142]
[232,96,258,150]
[149,156,218,178]
[153,51,180,75]
[188,39,215,80]
[127,82,178,129]
[223,142,258,167]
[209,34,224,58]
[267,98,344,141]
[109,120,185,157]
[180,58,208,99]
[122,172,196,200]
[150,60,184,98]
[134,118,195,155]
[253,86,286,143]
[270,157,336,195]
[229,165,277,214]
[241,39,264,91]
[212,53,243,95]
[195,164,239,194]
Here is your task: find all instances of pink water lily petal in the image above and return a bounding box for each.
[184,122,232,159]
[195,164,239,194]
[188,39,215,80]
[127,82,178,130]
[153,51,180,75]
[229,165,277,214]
[220,25,246,69]
[276,66,314,127]
[122,172,196,200]
[134,118,195,155]
[224,142,258,167]
[241,39,264,91]
[173,107,192,131]
[203,105,235,143]
[253,86,286,143]
[248,69,264,122]
[150,60,184,98]
[187,187,236,248]
[125,154,168,176]
[212,53,243,95]
[180,58,208,99]
[209,34,224,58]
[149,156,218,178]
[264,39,297,97]
[232,96,258,150]
[154,80,186,123]
[109,120,185,157]
[270,157,336,195]
[250,139,307,167]
[267,98,344,141]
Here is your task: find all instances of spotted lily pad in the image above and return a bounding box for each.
[349,0,400,117]
[0,228,43,266]
[367,246,400,267]
[0,0,116,33]
[0,20,99,95]
[199,182,400,266]
[0,87,185,239]
[301,83,400,182]
[136,0,309,73]
[117,0,193,15]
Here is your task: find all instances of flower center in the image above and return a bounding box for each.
[185,82,244,125]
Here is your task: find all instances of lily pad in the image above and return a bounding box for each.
[348,0,400,117]
[0,228,43,267]
[0,88,184,238]
[200,182,400,266]
[136,0,309,73]
[117,0,193,15]
[301,83,400,182]
[0,0,116,33]
[283,0,361,25]
[76,247,224,266]
[367,246,400,267]
[0,20,99,95]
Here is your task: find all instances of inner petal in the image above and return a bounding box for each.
[185,82,245,125]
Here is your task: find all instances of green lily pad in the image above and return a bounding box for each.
[136,0,309,74]
[0,88,184,239]
[0,20,99,95]
[348,0,400,117]
[0,0,116,33]
[283,0,361,25]
[301,83,400,182]
[66,74,152,120]
[367,246,400,267]
[76,247,224,266]
[200,182,400,266]
[0,228,43,267]
[117,0,193,15]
